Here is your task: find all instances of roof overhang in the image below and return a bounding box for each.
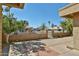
[59,3,79,17]
[3,3,24,9]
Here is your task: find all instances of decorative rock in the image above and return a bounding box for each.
[9,41,46,56]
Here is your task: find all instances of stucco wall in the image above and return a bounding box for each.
[73,13,79,49]
[73,12,79,27]
[73,27,79,49]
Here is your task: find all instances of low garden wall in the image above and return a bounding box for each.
[8,30,48,42]
[52,31,70,38]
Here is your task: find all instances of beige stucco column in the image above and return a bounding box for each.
[0,4,2,55]
[73,13,79,50]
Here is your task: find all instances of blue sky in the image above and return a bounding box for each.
[3,3,68,28]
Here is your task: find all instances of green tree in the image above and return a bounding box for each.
[3,14,17,33]
[3,7,29,33]
[60,18,73,35]
[3,15,10,33]
[60,21,66,33]
[65,18,73,35]
[16,20,24,31]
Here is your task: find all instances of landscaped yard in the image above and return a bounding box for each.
[3,36,79,56]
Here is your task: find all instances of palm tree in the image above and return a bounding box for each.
[51,23,54,28]
[48,21,51,27]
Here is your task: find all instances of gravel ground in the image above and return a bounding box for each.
[9,41,60,56]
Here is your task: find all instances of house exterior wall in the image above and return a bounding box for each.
[73,13,79,50]
[73,12,79,27]
[59,3,79,50]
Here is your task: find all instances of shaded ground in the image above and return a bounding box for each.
[3,44,10,56]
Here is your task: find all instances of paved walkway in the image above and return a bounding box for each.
[40,37,79,56]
